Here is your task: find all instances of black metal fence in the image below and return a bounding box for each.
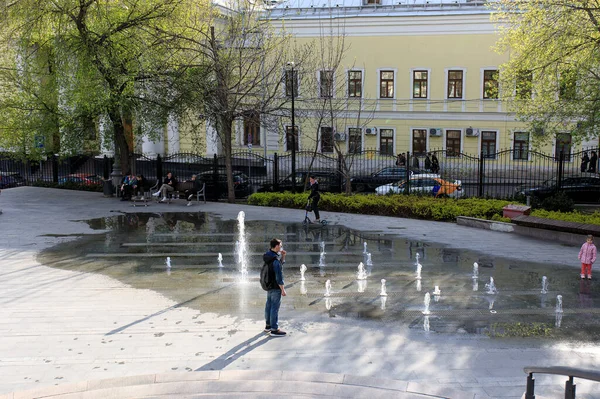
[1,147,598,200]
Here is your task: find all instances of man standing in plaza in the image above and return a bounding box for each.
[264,238,287,336]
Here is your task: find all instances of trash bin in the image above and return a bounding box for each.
[103,179,114,197]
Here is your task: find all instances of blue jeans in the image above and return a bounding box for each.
[265,289,282,331]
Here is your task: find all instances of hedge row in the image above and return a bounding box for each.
[247,192,600,226]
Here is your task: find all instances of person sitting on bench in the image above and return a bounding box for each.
[184,174,203,206]
[120,172,137,201]
[152,172,176,202]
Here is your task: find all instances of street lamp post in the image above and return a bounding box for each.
[287,62,296,193]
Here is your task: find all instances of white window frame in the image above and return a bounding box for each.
[510,130,532,161]
[377,127,396,155]
[443,128,464,156]
[317,69,335,99]
[347,126,363,154]
[481,67,499,100]
[284,125,300,152]
[346,68,365,99]
[377,68,397,100]
[410,68,431,100]
[479,129,499,160]
[445,67,466,100]
[409,127,429,155]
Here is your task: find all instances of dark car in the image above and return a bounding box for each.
[0,172,26,189]
[196,170,253,199]
[347,166,426,192]
[259,170,343,193]
[519,176,600,203]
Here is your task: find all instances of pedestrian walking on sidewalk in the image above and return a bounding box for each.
[578,234,597,280]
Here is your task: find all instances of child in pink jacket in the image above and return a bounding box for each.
[578,235,597,280]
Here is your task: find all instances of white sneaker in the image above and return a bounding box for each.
[186,202,192,207]
[160,197,167,202]
[152,192,160,197]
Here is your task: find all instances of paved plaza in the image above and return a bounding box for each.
[0,187,599,399]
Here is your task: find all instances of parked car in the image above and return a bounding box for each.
[348,166,429,192]
[0,172,26,189]
[518,176,600,203]
[259,170,343,193]
[195,170,253,199]
[58,174,103,186]
[375,174,463,198]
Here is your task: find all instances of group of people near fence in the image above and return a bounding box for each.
[580,151,598,173]
[396,152,439,174]
[119,171,203,205]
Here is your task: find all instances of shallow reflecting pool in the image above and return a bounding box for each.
[38,211,600,341]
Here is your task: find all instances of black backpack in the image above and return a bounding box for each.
[260,258,276,291]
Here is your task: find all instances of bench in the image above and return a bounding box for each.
[511,215,600,236]
[150,180,206,205]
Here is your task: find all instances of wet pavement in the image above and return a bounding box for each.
[0,187,599,398]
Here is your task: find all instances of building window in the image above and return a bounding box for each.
[559,70,576,100]
[348,128,362,154]
[321,127,333,153]
[285,69,298,98]
[481,131,497,159]
[319,70,333,98]
[513,132,529,160]
[412,129,427,156]
[447,70,463,99]
[364,0,381,4]
[483,70,499,99]
[348,70,362,98]
[285,125,298,152]
[380,71,394,98]
[516,70,532,100]
[412,70,428,99]
[446,130,461,157]
[379,129,394,155]
[243,111,260,146]
[555,133,572,160]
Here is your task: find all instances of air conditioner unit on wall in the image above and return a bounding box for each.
[429,128,442,137]
[334,132,347,141]
[365,127,377,135]
[466,127,480,137]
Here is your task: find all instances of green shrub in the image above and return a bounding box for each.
[539,192,574,212]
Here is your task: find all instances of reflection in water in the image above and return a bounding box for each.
[33,212,600,341]
[424,316,430,332]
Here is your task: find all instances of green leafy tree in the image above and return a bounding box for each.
[492,0,600,142]
[0,0,208,173]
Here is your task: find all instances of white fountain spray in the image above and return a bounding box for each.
[472,262,479,279]
[555,312,563,328]
[300,264,307,281]
[423,315,430,332]
[541,276,548,294]
[485,277,498,294]
[415,252,421,265]
[300,281,307,295]
[380,296,387,310]
[433,285,441,302]
[324,280,331,297]
[320,241,326,254]
[416,263,422,280]
[366,253,373,267]
[319,252,326,267]
[217,253,223,268]
[380,279,388,296]
[472,279,479,292]
[556,295,563,313]
[357,279,367,293]
[356,262,367,280]
[236,211,249,281]
[363,242,368,254]
[416,280,422,292]
[165,257,172,275]
[422,292,431,315]
[325,297,332,310]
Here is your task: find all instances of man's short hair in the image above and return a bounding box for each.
[270,238,281,249]
[309,175,315,179]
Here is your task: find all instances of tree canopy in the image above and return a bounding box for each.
[493,0,600,143]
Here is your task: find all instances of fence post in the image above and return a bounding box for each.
[525,373,535,399]
[156,154,163,181]
[565,376,576,399]
[557,151,564,190]
[52,155,58,183]
[406,151,411,195]
[478,150,484,197]
[273,153,279,191]
[337,152,343,192]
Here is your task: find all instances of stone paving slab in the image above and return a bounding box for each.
[0,187,599,399]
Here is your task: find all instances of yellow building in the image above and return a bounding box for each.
[262,0,595,163]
